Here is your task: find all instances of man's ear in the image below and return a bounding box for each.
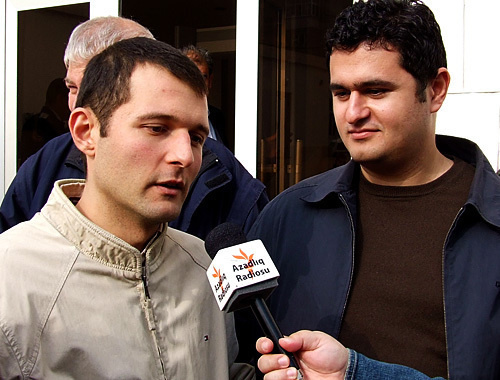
[429,67,450,113]
[69,107,99,158]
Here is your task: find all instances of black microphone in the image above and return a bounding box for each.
[205,223,303,378]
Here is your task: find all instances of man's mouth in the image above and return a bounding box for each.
[348,129,379,140]
[155,180,185,193]
[159,182,181,189]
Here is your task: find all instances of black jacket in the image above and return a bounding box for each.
[248,135,500,379]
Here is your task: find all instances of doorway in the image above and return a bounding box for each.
[257,0,352,198]
[16,4,88,168]
[14,0,237,174]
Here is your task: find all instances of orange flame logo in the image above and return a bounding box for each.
[212,266,224,291]
[233,248,255,275]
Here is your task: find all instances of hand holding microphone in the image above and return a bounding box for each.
[205,223,303,379]
[256,331,350,380]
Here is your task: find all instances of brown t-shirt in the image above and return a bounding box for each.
[338,158,475,378]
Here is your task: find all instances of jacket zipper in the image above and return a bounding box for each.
[337,193,356,336]
[141,249,167,378]
[442,206,465,380]
[141,254,151,298]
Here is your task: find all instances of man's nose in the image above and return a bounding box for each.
[345,92,370,124]
[68,93,76,112]
[165,129,194,167]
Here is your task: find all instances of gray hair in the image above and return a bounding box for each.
[63,16,154,68]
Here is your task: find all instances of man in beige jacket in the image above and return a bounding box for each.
[0,35,253,380]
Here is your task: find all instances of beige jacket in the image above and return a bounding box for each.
[0,179,254,380]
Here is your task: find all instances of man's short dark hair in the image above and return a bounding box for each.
[326,0,447,101]
[181,45,214,75]
[76,37,207,136]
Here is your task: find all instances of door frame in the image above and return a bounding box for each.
[234,0,259,176]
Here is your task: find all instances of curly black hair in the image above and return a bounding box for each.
[326,0,446,101]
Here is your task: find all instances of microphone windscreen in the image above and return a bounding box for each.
[205,222,248,258]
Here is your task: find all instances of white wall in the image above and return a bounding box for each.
[427,0,500,170]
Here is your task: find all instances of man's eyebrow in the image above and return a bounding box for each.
[330,80,395,92]
[186,119,210,137]
[356,79,395,89]
[64,77,75,85]
[137,112,175,121]
[330,83,346,92]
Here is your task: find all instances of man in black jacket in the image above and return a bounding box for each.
[249,1,500,379]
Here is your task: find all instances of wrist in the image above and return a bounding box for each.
[343,349,357,380]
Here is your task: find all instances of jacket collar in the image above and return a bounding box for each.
[300,159,358,204]
[41,179,167,273]
[199,139,232,189]
[301,135,500,227]
[66,143,86,174]
[436,135,500,228]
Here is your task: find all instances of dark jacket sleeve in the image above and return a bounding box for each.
[0,133,84,233]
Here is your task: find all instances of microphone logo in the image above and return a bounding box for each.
[206,239,280,311]
[212,267,226,292]
[211,266,231,302]
[233,248,255,276]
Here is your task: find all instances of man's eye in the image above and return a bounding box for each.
[333,91,349,99]
[149,126,166,134]
[367,89,387,96]
[191,134,204,145]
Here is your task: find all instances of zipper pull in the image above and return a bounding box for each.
[141,255,151,299]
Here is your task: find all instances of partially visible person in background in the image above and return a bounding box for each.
[0,17,268,240]
[19,77,70,164]
[182,44,228,146]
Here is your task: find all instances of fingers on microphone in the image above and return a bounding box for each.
[256,337,275,354]
[263,367,299,380]
[258,353,290,373]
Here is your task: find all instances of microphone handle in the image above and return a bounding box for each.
[250,297,301,371]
